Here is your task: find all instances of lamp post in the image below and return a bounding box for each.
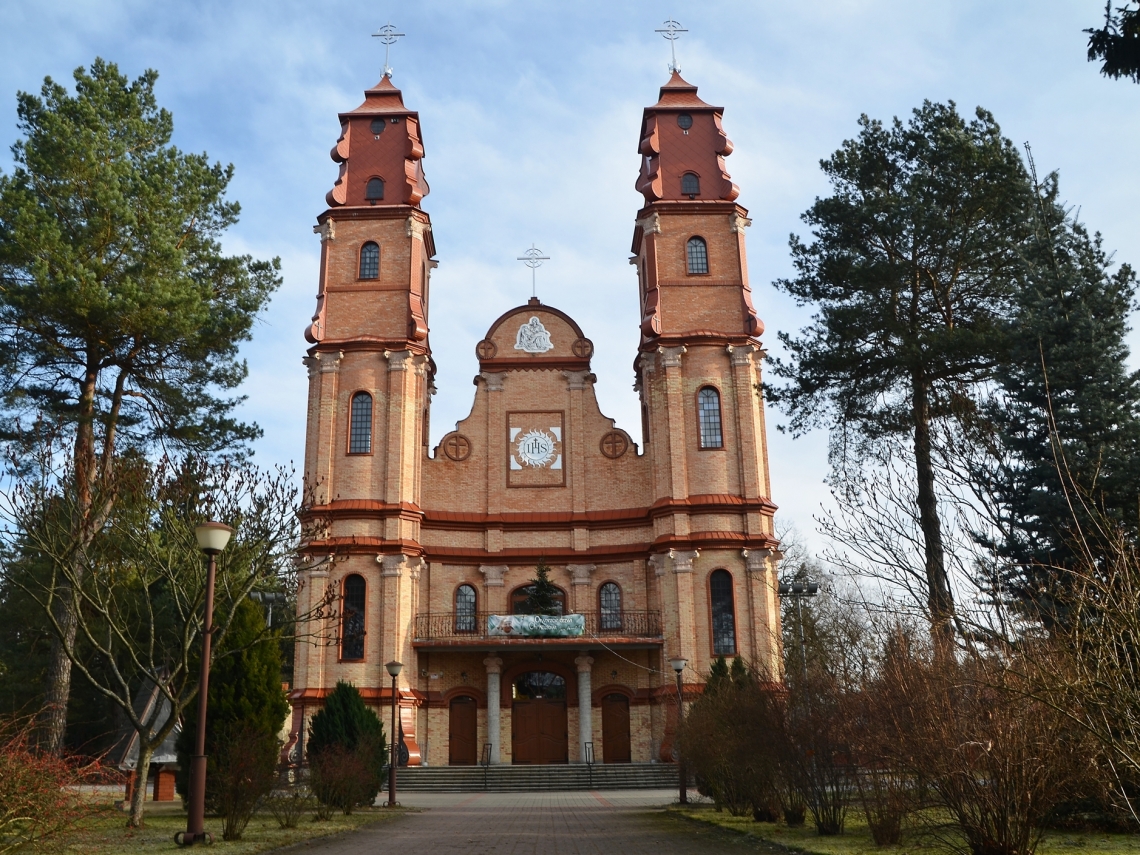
[385,660,403,807]
[176,521,234,847]
[669,656,688,805]
[777,579,819,685]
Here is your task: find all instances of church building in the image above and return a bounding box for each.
[289,64,783,767]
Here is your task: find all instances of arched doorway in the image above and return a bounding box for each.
[511,671,568,764]
[601,694,631,763]
[448,696,478,765]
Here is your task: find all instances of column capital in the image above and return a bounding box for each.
[562,370,593,390]
[567,563,596,586]
[480,371,506,392]
[575,653,595,672]
[379,554,409,577]
[648,553,668,577]
[658,345,686,369]
[636,211,662,236]
[483,655,504,674]
[742,548,784,577]
[726,343,758,366]
[313,219,336,242]
[406,216,430,239]
[729,212,753,234]
[304,351,343,377]
[479,564,509,587]
[668,549,700,573]
[384,349,412,371]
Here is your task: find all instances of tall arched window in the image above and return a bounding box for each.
[365,177,385,201]
[359,242,380,279]
[455,584,477,633]
[341,574,366,660]
[599,582,623,631]
[697,387,723,449]
[686,236,709,274]
[710,570,736,655]
[349,392,372,454]
[681,172,700,197]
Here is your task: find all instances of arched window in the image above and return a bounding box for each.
[710,569,736,655]
[681,172,700,197]
[349,392,372,454]
[359,241,380,279]
[599,582,623,631]
[455,584,477,634]
[697,387,723,449]
[365,177,385,201]
[341,574,366,660]
[686,236,709,274]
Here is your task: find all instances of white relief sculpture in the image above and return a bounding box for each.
[514,317,554,353]
[515,429,557,467]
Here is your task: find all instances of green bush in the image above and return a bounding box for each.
[307,682,387,813]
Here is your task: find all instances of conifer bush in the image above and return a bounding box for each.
[307,681,387,814]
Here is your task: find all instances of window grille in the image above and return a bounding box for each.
[455,584,477,633]
[359,242,380,279]
[342,574,366,660]
[681,172,700,196]
[686,236,709,274]
[366,177,385,200]
[698,387,723,448]
[600,582,623,631]
[710,570,736,655]
[349,392,372,454]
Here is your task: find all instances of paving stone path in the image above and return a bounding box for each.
[286,791,785,855]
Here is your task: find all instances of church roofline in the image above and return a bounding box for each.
[482,298,587,345]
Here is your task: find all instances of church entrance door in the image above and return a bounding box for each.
[448,696,478,765]
[511,671,568,764]
[601,693,631,763]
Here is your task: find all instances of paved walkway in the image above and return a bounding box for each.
[289,790,784,854]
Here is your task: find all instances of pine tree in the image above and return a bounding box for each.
[730,655,750,689]
[175,598,289,808]
[523,559,561,616]
[307,682,387,813]
[706,655,731,694]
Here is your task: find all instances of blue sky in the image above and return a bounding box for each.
[1,1,1137,548]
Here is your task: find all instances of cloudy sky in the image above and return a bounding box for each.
[1,1,1137,548]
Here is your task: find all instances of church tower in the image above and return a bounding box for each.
[632,72,781,676]
[292,73,434,764]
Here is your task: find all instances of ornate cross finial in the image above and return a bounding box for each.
[372,21,406,79]
[516,244,550,299]
[655,19,687,73]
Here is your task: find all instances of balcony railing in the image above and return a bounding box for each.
[413,610,662,642]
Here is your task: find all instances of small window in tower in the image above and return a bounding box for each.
[677,113,693,130]
[686,236,709,275]
[600,582,623,632]
[682,172,700,198]
[698,387,723,449]
[370,118,385,136]
[359,242,380,279]
[710,570,737,655]
[366,177,385,201]
[341,574,366,660]
[455,584,477,633]
[349,392,373,454]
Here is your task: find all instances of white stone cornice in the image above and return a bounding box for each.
[411,353,430,376]
[313,220,335,242]
[729,213,752,234]
[658,345,686,369]
[480,371,506,392]
[742,548,784,577]
[562,370,592,391]
[406,556,424,581]
[479,564,509,587]
[637,211,662,236]
[648,553,668,577]
[406,216,430,239]
[379,554,408,577]
[726,343,757,366]
[668,549,700,573]
[307,351,343,375]
[567,563,596,586]
[639,352,658,377]
[384,350,412,372]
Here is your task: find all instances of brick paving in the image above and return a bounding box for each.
[286,790,785,854]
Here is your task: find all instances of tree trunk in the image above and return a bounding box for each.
[911,377,956,654]
[129,742,153,828]
[40,592,78,755]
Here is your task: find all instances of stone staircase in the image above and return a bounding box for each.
[383,763,681,792]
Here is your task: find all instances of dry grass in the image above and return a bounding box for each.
[671,805,1140,855]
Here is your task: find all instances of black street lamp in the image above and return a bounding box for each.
[385,660,403,807]
[669,656,688,805]
[777,579,819,684]
[176,521,234,847]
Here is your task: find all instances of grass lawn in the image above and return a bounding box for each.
[670,805,1140,854]
[50,799,407,854]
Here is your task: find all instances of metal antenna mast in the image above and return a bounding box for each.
[655,19,687,73]
[516,244,550,299]
[372,21,405,79]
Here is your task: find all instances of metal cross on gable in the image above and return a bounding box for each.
[373,21,405,79]
[516,244,550,299]
[655,19,687,73]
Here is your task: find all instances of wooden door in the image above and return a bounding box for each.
[601,694,631,763]
[512,699,568,764]
[449,696,478,765]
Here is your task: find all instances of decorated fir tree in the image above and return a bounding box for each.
[523,559,561,616]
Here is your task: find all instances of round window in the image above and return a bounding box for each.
[677,113,693,130]
[370,118,385,135]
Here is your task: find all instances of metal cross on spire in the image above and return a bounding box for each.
[516,244,550,299]
[372,21,405,79]
[655,19,688,73]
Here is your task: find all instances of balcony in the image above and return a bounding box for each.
[412,610,663,649]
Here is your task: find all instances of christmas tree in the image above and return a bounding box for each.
[523,559,562,616]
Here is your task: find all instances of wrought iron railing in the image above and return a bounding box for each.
[413,610,662,641]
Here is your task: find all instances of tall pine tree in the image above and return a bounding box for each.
[522,559,562,616]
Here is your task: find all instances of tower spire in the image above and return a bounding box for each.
[654,19,688,73]
[372,21,405,79]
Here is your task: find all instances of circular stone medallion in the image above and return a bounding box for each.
[442,433,472,461]
[600,431,629,459]
[516,429,557,467]
[572,338,594,359]
[475,339,498,360]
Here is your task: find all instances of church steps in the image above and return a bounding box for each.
[382,762,680,792]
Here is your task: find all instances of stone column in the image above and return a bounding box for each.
[484,654,503,764]
[575,653,594,763]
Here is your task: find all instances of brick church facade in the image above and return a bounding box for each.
[289,67,783,767]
